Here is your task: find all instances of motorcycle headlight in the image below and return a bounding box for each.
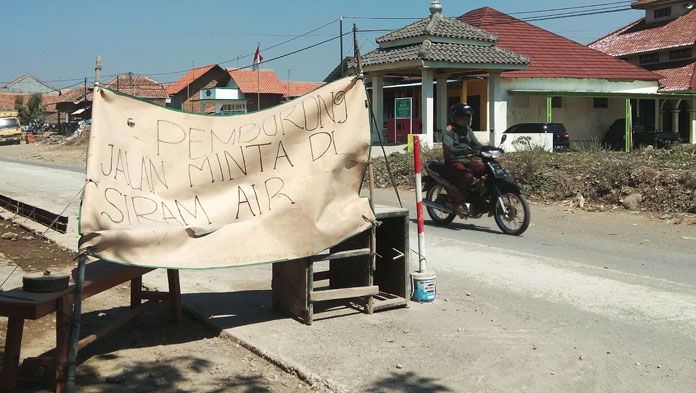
[481,150,502,159]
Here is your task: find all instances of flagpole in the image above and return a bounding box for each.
[257,65,260,111]
[257,42,260,111]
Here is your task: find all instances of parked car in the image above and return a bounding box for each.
[604,118,680,150]
[503,123,570,151]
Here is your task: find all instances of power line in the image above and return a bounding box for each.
[508,1,633,15]
[219,18,338,65]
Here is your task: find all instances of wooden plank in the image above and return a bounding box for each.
[272,259,310,324]
[130,276,142,309]
[310,285,379,302]
[55,296,71,393]
[310,248,370,262]
[141,291,169,301]
[77,301,155,350]
[166,270,183,323]
[0,318,24,391]
[312,270,331,282]
[372,297,408,312]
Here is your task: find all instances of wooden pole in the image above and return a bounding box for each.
[65,254,87,393]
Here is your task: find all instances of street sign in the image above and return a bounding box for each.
[395,98,411,119]
[394,97,412,142]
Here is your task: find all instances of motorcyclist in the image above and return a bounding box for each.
[442,103,486,214]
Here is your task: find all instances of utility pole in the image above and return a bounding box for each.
[83,77,87,119]
[94,55,102,85]
[340,14,344,76]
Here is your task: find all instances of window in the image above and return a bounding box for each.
[593,98,608,108]
[639,53,660,64]
[551,97,562,108]
[670,48,692,60]
[654,7,671,18]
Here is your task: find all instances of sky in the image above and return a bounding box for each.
[1,0,646,90]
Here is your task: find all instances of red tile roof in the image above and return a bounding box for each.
[0,93,62,113]
[102,75,168,98]
[458,7,661,82]
[645,59,696,91]
[166,64,218,95]
[631,0,662,7]
[283,81,324,98]
[588,10,696,56]
[228,68,287,94]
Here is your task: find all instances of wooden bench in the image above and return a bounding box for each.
[0,260,182,392]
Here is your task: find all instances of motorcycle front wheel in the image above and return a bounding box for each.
[425,184,456,225]
[494,192,530,235]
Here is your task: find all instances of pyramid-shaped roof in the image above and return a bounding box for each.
[458,7,660,82]
[362,40,528,68]
[377,12,497,45]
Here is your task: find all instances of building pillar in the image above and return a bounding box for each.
[487,72,505,145]
[436,74,448,140]
[371,73,384,143]
[672,110,680,133]
[655,99,661,132]
[421,68,434,148]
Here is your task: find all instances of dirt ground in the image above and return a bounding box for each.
[0,218,320,392]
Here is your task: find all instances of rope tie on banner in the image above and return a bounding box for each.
[0,180,89,291]
[362,215,382,227]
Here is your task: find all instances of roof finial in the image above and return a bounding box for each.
[429,0,442,15]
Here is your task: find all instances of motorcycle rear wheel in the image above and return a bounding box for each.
[494,192,530,235]
[425,184,456,225]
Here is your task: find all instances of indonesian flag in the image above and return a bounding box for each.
[253,43,263,70]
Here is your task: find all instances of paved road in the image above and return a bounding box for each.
[2,157,696,392]
[372,187,696,285]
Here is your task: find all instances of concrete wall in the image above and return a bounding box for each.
[473,131,553,152]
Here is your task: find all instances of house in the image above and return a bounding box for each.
[166,64,231,112]
[351,1,673,149]
[103,74,169,106]
[589,0,696,143]
[227,68,287,112]
[457,7,665,147]
[55,74,168,133]
[283,80,324,100]
[192,68,324,114]
[1,74,58,94]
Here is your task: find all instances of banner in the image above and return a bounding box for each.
[79,77,375,269]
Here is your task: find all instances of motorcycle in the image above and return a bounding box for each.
[422,137,530,235]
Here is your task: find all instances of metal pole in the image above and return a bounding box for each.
[414,135,426,272]
[66,254,87,392]
[339,14,344,76]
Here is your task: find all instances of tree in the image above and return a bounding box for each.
[14,93,43,125]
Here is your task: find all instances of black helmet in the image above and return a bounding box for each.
[449,103,473,125]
